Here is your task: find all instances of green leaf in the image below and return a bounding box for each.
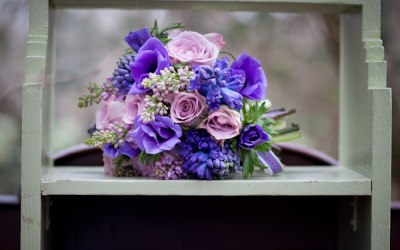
[242,100,269,125]
[159,22,185,34]
[251,150,266,170]
[150,19,159,37]
[241,150,254,178]
[275,123,300,135]
[139,151,161,165]
[173,63,187,69]
[273,131,301,143]
[123,48,135,55]
[254,142,272,153]
[241,149,268,178]
[113,155,130,168]
[151,21,185,45]
[229,139,237,151]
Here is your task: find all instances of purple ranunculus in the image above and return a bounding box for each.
[239,124,269,150]
[128,38,171,94]
[231,53,267,100]
[124,27,152,52]
[130,116,182,154]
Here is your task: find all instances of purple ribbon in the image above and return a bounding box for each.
[257,150,284,175]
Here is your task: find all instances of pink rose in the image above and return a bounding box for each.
[96,99,125,130]
[199,106,242,141]
[170,92,207,127]
[122,94,145,124]
[167,31,225,66]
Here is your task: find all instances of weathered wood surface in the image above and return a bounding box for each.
[51,0,360,12]
[42,166,371,196]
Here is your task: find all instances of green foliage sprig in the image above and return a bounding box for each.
[242,150,267,178]
[113,155,131,168]
[78,82,104,108]
[84,130,118,147]
[138,151,161,165]
[242,99,269,125]
[151,20,185,44]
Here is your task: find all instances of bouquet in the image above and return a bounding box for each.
[78,21,300,180]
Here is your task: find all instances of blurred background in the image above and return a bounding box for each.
[0,0,397,199]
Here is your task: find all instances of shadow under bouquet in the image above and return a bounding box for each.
[78,21,300,180]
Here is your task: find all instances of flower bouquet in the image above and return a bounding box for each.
[78,21,300,180]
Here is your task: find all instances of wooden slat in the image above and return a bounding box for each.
[51,0,360,12]
[21,84,43,250]
[370,87,392,250]
[41,166,371,196]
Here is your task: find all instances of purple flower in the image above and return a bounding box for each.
[129,38,171,94]
[190,57,245,112]
[178,129,240,180]
[103,143,119,158]
[124,27,152,52]
[239,124,269,150]
[130,116,182,154]
[231,53,267,100]
[103,142,141,159]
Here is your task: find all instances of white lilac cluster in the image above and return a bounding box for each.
[140,67,194,122]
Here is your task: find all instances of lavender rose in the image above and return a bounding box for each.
[96,99,125,130]
[199,106,242,141]
[170,92,207,127]
[124,27,152,52]
[122,94,145,124]
[130,116,182,154]
[129,38,171,94]
[239,124,269,150]
[231,53,267,101]
[167,31,225,67]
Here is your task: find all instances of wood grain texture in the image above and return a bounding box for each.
[41,167,371,196]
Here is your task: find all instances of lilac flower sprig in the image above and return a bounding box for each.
[84,122,128,148]
[154,153,186,180]
[141,66,193,93]
[78,79,117,108]
[140,66,194,122]
[141,95,169,122]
